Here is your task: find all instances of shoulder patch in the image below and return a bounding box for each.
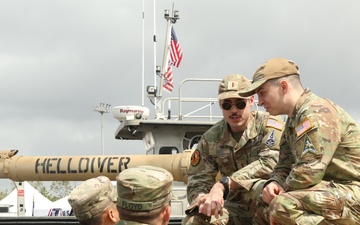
[266,119,283,131]
[265,129,276,147]
[301,134,317,158]
[295,118,312,137]
[190,149,201,167]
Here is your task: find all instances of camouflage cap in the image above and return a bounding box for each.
[238,58,300,97]
[218,74,251,100]
[67,176,117,221]
[116,166,173,211]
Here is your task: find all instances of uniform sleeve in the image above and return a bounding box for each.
[186,137,218,203]
[284,114,341,190]
[268,136,294,189]
[231,115,284,191]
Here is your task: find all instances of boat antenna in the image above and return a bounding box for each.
[156,4,179,118]
[145,3,179,119]
[159,5,178,96]
[152,0,158,116]
[141,0,145,106]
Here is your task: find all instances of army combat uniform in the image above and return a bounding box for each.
[253,89,360,225]
[68,176,118,223]
[116,166,173,225]
[184,110,284,225]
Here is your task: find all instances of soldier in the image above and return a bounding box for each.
[115,166,173,225]
[183,74,284,225]
[68,176,120,225]
[238,57,360,225]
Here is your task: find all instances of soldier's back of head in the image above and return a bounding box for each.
[115,166,174,225]
[68,176,119,225]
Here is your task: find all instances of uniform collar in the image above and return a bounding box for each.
[290,88,312,119]
[220,112,257,148]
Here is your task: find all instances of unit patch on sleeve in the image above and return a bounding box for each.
[190,149,201,167]
[265,130,276,148]
[295,118,312,137]
[266,119,283,131]
[301,134,317,158]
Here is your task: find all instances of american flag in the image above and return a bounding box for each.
[163,26,183,92]
[169,26,183,67]
[163,62,174,92]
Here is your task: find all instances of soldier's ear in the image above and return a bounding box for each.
[247,95,255,106]
[107,204,120,223]
[162,204,171,224]
[279,80,289,93]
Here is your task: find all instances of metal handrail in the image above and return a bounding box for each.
[162,78,222,121]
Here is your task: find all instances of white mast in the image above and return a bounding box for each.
[145,4,180,119]
[141,0,145,107]
[152,0,157,117]
[157,6,180,118]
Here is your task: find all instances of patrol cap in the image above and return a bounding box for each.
[218,74,251,100]
[238,58,300,97]
[116,166,173,211]
[68,176,117,221]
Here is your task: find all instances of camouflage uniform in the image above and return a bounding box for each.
[68,176,117,222]
[184,110,284,225]
[116,166,173,225]
[254,89,360,225]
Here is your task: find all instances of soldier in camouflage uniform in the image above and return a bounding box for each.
[182,74,285,225]
[68,176,120,225]
[115,166,173,225]
[238,57,360,225]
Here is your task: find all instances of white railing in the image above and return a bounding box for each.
[162,78,223,121]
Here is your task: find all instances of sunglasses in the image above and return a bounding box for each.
[221,101,247,110]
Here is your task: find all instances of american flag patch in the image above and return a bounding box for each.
[266,119,283,130]
[295,119,312,137]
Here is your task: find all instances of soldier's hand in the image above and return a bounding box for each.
[261,181,285,204]
[198,182,224,218]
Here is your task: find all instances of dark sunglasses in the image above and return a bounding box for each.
[221,101,247,110]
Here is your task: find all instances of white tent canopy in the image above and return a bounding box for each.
[0,181,53,217]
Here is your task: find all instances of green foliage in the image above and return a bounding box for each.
[0,181,15,200]
[1,181,75,202]
[28,181,45,191]
[49,181,73,201]
[28,181,51,200]
[29,181,74,201]
[0,189,10,200]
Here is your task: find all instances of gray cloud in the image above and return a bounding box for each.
[0,0,359,188]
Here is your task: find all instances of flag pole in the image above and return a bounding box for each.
[159,14,173,98]
[159,6,180,95]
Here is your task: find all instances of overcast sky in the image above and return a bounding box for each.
[1,0,360,188]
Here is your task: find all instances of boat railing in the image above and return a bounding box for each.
[162,78,223,121]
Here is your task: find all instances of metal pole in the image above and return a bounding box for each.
[93,103,111,155]
[100,112,104,155]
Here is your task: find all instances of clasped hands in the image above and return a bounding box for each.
[196,180,285,225]
[197,182,225,218]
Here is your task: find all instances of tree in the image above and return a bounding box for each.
[49,181,73,201]
[28,181,45,191]
[24,181,75,201]
[28,181,52,199]
[0,189,10,200]
[0,181,15,200]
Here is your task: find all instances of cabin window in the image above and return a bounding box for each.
[0,206,10,213]
[159,147,179,154]
[189,135,202,149]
